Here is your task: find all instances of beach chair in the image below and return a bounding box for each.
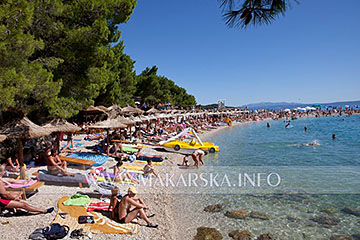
[59,155,95,170]
[6,181,45,200]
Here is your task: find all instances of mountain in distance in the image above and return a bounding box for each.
[242,100,360,110]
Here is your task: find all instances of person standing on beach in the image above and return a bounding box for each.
[192,150,207,168]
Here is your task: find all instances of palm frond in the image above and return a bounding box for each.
[221,0,297,29]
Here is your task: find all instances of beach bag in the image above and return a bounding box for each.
[42,223,69,239]
[29,228,46,239]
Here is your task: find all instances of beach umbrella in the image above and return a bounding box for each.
[0,134,6,142]
[42,119,81,152]
[146,107,160,114]
[0,117,53,179]
[83,105,108,115]
[121,105,144,115]
[88,119,127,145]
[42,118,81,133]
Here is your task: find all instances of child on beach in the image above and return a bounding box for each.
[109,186,121,221]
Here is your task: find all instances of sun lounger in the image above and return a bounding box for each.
[6,181,45,199]
[66,153,108,167]
[37,170,88,188]
[59,155,95,170]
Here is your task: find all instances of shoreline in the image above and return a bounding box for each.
[1,114,358,239]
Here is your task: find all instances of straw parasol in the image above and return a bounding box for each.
[42,119,81,152]
[121,105,144,114]
[42,118,81,133]
[0,134,6,142]
[96,105,110,113]
[0,117,53,179]
[88,119,127,145]
[83,105,108,115]
[146,107,160,114]
[88,119,127,129]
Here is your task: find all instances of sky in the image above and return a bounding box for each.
[118,0,360,106]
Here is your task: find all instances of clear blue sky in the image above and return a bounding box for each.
[118,0,360,106]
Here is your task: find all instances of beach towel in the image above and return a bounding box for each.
[121,164,144,171]
[67,153,108,167]
[52,196,139,234]
[121,146,138,154]
[63,193,90,207]
[137,155,164,162]
[5,180,37,189]
[87,201,112,212]
[134,160,163,165]
[61,143,83,148]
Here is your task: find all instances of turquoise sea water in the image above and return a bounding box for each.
[205,115,360,167]
[172,115,360,239]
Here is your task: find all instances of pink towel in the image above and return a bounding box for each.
[6,180,37,189]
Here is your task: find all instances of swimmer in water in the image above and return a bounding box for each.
[332,134,336,140]
[267,122,270,128]
[304,140,320,146]
[304,126,307,132]
[285,122,290,128]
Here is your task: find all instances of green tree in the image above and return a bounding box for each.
[220,0,297,28]
[30,0,137,117]
[135,66,196,107]
[1,0,137,118]
[0,0,61,115]
[95,42,137,107]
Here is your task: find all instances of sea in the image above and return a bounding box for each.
[170,115,360,239]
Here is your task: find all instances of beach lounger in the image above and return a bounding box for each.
[59,155,95,170]
[37,170,88,188]
[6,181,45,200]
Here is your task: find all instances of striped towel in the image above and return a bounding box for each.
[87,202,112,212]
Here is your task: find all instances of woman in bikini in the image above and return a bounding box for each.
[0,165,54,214]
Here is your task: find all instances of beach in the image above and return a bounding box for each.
[1,112,360,240]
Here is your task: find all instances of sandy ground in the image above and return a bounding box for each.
[0,124,237,240]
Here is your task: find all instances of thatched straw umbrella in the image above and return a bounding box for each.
[0,117,53,179]
[88,119,127,145]
[42,119,81,152]
[146,107,160,114]
[121,105,144,115]
[0,134,6,142]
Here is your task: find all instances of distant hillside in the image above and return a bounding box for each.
[242,100,360,110]
[201,100,360,110]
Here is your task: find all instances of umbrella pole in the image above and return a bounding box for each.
[17,138,26,179]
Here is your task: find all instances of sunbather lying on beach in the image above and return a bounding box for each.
[113,186,158,228]
[0,165,54,214]
[46,150,74,176]
[113,159,139,184]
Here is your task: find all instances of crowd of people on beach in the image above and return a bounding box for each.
[0,106,359,236]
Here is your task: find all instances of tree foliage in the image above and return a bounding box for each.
[0,0,137,118]
[1,0,196,119]
[220,0,297,28]
[136,66,196,108]
[0,0,61,115]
